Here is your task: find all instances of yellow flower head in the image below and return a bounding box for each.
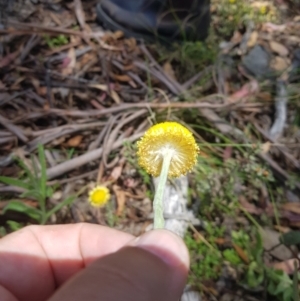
[88,186,110,207]
[137,122,199,178]
[259,5,267,15]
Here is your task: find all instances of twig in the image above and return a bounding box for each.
[254,123,300,169]
[0,90,29,107]
[111,59,149,91]
[269,80,288,140]
[88,119,114,151]
[182,65,213,89]
[0,136,15,144]
[47,169,98,186]
[5,20,105,39]
[189,223,217,252]
[19,35,40,63]
[133,60,181,95]
[139,44,184,94]
[46,132,142,180]
[26,122,106,153]
[0,113,28,143]
[74,0,86,31]
[102,110,146,168]
[12,101,263,123]
[31,121,106,137]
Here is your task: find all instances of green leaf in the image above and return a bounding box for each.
[46,186,54,198]
[272,272,293,296]
[246,261,264,288]
[38,144,47,198]
[3,201,41,222]
[15,157,35,183]
[6,220,23,231]
[45,195,76,220]
[293,265,299,301]
[223,249,242,265]
[253,230,264,263]
[280,231,300,246]
[283,288,293,301]
[0,176,30,190]
[20,190,44,202]
[0,226,7,237]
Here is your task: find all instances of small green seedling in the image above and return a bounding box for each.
[44,34,69,48]
[0,144,76,225]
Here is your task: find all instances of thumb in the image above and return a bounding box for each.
[48,230,189,301]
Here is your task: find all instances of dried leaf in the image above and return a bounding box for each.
[270,56,290,71]
[124,178,138,188]
[262,22,286,33]
[272,259,299,275]
[113,185,126,216]
[281,203,300,215]
[163,62,177,81]
[261,141,271,154]
[274,225,291,233]
[257,92,272,102]
[247,31,258,48]
[112,31,124,40]
[111,73,132,82]
[228,80,259,103]
[0,50,20,68]
[232,243,250,264]
[239,196,263,215]
[61,48,76,76]
[215,237,227,245]
[74,0,86,30]
[110,165,123,181]
[269,41,289,57]
[124,38,137,52]
[67,135,83,147]
[231,30,242,44]
[89,84,121,104]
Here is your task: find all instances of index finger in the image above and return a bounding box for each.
[0,223,134,301]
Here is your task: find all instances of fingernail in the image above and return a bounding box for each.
[130,229,189,269]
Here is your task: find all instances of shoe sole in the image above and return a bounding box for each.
[96,3,181,45]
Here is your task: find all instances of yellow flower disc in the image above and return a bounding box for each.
[88,186,110,207]
[137,122,199,178]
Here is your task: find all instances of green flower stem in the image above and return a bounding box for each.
[153,151,173,229]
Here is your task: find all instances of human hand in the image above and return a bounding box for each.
[0,223,189,301]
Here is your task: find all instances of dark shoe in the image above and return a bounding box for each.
[96,0,210,43]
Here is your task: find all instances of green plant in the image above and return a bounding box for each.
[105,200,119,227]
[232,230,250,249]
[267,268,299,301]
[226,228,299,301]
[6,220,23,232]
[157,37,217,82]
[185,231,222,283]
[44,34,69,48]
[193,136,274,219]
[0,144,76,225]
[214,0,277,38]
[223,249,242,265]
